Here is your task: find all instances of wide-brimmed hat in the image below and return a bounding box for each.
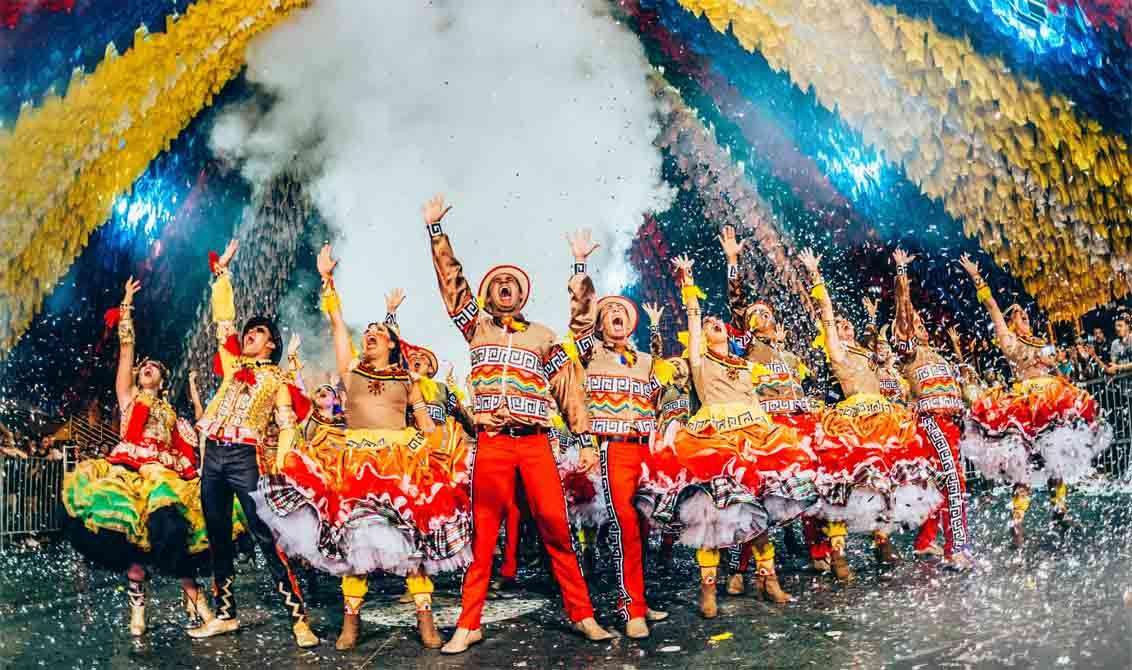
[402,342,439,378]
[597,295,639,334]
[478,265,531,313]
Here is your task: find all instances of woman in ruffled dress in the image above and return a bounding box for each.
[62,278,226,636]
[957,254,1111,547]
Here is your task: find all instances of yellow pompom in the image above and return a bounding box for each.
[551,414,566,431]
[681,284,706,305]
[653,357,676,386]
[417,376,438,403]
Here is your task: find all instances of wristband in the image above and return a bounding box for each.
[427,222,444,238]
[573,262,587,276]
[727,264,738,280]
[895,265,907,277]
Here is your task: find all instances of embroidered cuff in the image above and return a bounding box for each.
[573,262,587,276]
[727,264,738,280]
[427,222,444,238]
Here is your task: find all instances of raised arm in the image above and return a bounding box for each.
[115,277,142,410]
[383,288,405,336]
[316,245,355,379]
[947,326,965,365]
[188,371,205,422]
[209,240,240,377]
[565,228,600,361]
[673,255,702,367]
[958,254,1016,353]
[424,194,479,343]
[799,248,848,368]
[643,303,666,357]
[719,226,748,332]
[891,248,917,350]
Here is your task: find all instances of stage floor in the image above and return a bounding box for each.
[2,483,1131,669]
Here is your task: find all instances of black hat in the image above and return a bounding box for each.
[242,316,282,365]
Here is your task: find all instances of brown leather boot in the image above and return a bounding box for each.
[699,569,718,619]
[415,597,442,649]
[755,560,791,604]
[873,534,897,566]
[829,537,853,582]
[335,613,360,650]
[726,572,746,595]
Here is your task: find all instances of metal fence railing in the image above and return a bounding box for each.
[1083,373,1132,477]
[0,456,67,551]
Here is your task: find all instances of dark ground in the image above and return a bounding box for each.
[2,484,1131,669]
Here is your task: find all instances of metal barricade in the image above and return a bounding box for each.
[0,455,67,551]
[1084,373,1132,477]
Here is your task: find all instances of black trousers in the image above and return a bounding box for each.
[201,439,306,620]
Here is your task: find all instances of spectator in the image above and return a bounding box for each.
[1073,338,1104,382]
[1106,314,1132,375]
[1092,326,1110,364]
[1055,348,1074,378]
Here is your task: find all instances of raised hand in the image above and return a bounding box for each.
[218,239,239,271]
[642,302,665,326]
[188,371,198,386]
[122,276,142,305]
[798,247,822,276]
[862,297,878,321]
[718,225,746,263]
[445,364,457,389]
[386,288,406,313]
[287,333,303,357]
[672,255,695,283]
[422,193,452,226]
[774,322,786,344]
[957,253,981,280]
[317,244,338,278]
[892,248,917,267]
[566,228,602,263]
[947,326,960,344]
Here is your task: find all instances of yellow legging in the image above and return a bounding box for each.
[341,574,434,599]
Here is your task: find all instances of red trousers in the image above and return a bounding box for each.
[500,492,521,578]
[802,516,830,560]
[457,431,593,629]
[601,440,650,620]
[915,414,969,558]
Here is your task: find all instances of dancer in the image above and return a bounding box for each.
[255,248,472,650]
[799,250,941,567]
[641,255,812,618]
[957,254,1111,547]
[565,230,669,638]
[862,298,909,407]
[720,227,828,580]
[187,241,318,647]
[421,194,612,654]
[62,277,216,636]
[890,249,972,569]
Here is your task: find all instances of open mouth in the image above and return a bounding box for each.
[499,286,513,300]
[365,336,379,347]
[612,316,624,329]
[244,335,256,348]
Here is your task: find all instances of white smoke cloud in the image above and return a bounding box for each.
[210,0,672,377]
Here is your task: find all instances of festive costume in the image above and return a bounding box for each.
[892,265,971,563]
[958,279,1111,546]
[427,218,604,646]
[187,263,318,647]
[961,340,1110,488]
[62,302,238,635]
[569,277,667,627]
